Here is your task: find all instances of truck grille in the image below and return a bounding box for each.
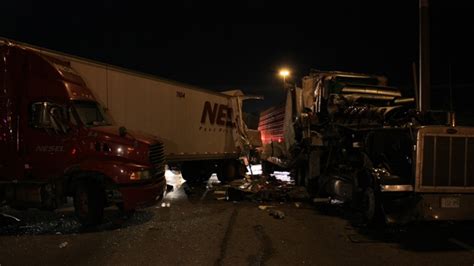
[421,135,474,188]
[149,142,165,176]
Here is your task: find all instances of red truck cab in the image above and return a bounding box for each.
[0,41,166,225]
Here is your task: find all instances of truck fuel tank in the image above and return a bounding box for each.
[325,176,353,202]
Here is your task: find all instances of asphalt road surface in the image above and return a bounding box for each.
[1,172,474,266]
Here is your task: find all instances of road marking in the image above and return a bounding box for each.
[449,238,474,252]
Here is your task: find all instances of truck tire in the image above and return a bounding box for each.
[117,203,136,219]
[361,187,385,227]
[73,181,105,226]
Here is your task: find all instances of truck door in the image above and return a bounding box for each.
[0,47,18,180]
[23,102,73,180]
[0,96,17,180]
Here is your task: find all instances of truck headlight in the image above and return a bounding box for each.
[130,170,151,180]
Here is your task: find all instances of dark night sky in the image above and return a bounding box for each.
[1,1,473,113]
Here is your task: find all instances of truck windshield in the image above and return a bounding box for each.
[73,101,112,127]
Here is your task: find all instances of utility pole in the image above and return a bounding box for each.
[419,0,431,112]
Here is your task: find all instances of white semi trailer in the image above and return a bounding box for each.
[5,38,261,183]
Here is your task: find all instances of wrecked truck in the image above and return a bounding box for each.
[0,39,166,225]
[259,69,474,224]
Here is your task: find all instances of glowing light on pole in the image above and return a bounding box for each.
[279,69,290,84]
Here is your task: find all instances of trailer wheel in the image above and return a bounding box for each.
[73,181,105,226]
[181,163,211,185]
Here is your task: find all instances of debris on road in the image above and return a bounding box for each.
[213,174,310,203]
[59,242,68,248]
[269,209,285,219]
[213,190,227,200]
[258,205,275,211]
[258,205,284,219]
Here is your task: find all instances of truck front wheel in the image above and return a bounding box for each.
[361,187,385,227]
[73,182,105,226]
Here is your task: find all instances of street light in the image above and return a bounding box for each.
[279,69,290,84]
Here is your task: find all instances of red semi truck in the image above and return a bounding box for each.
[17,40,262,184]
[0,40,166,225]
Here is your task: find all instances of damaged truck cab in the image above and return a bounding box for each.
[260,70,474,224]
[0,41,166,225]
